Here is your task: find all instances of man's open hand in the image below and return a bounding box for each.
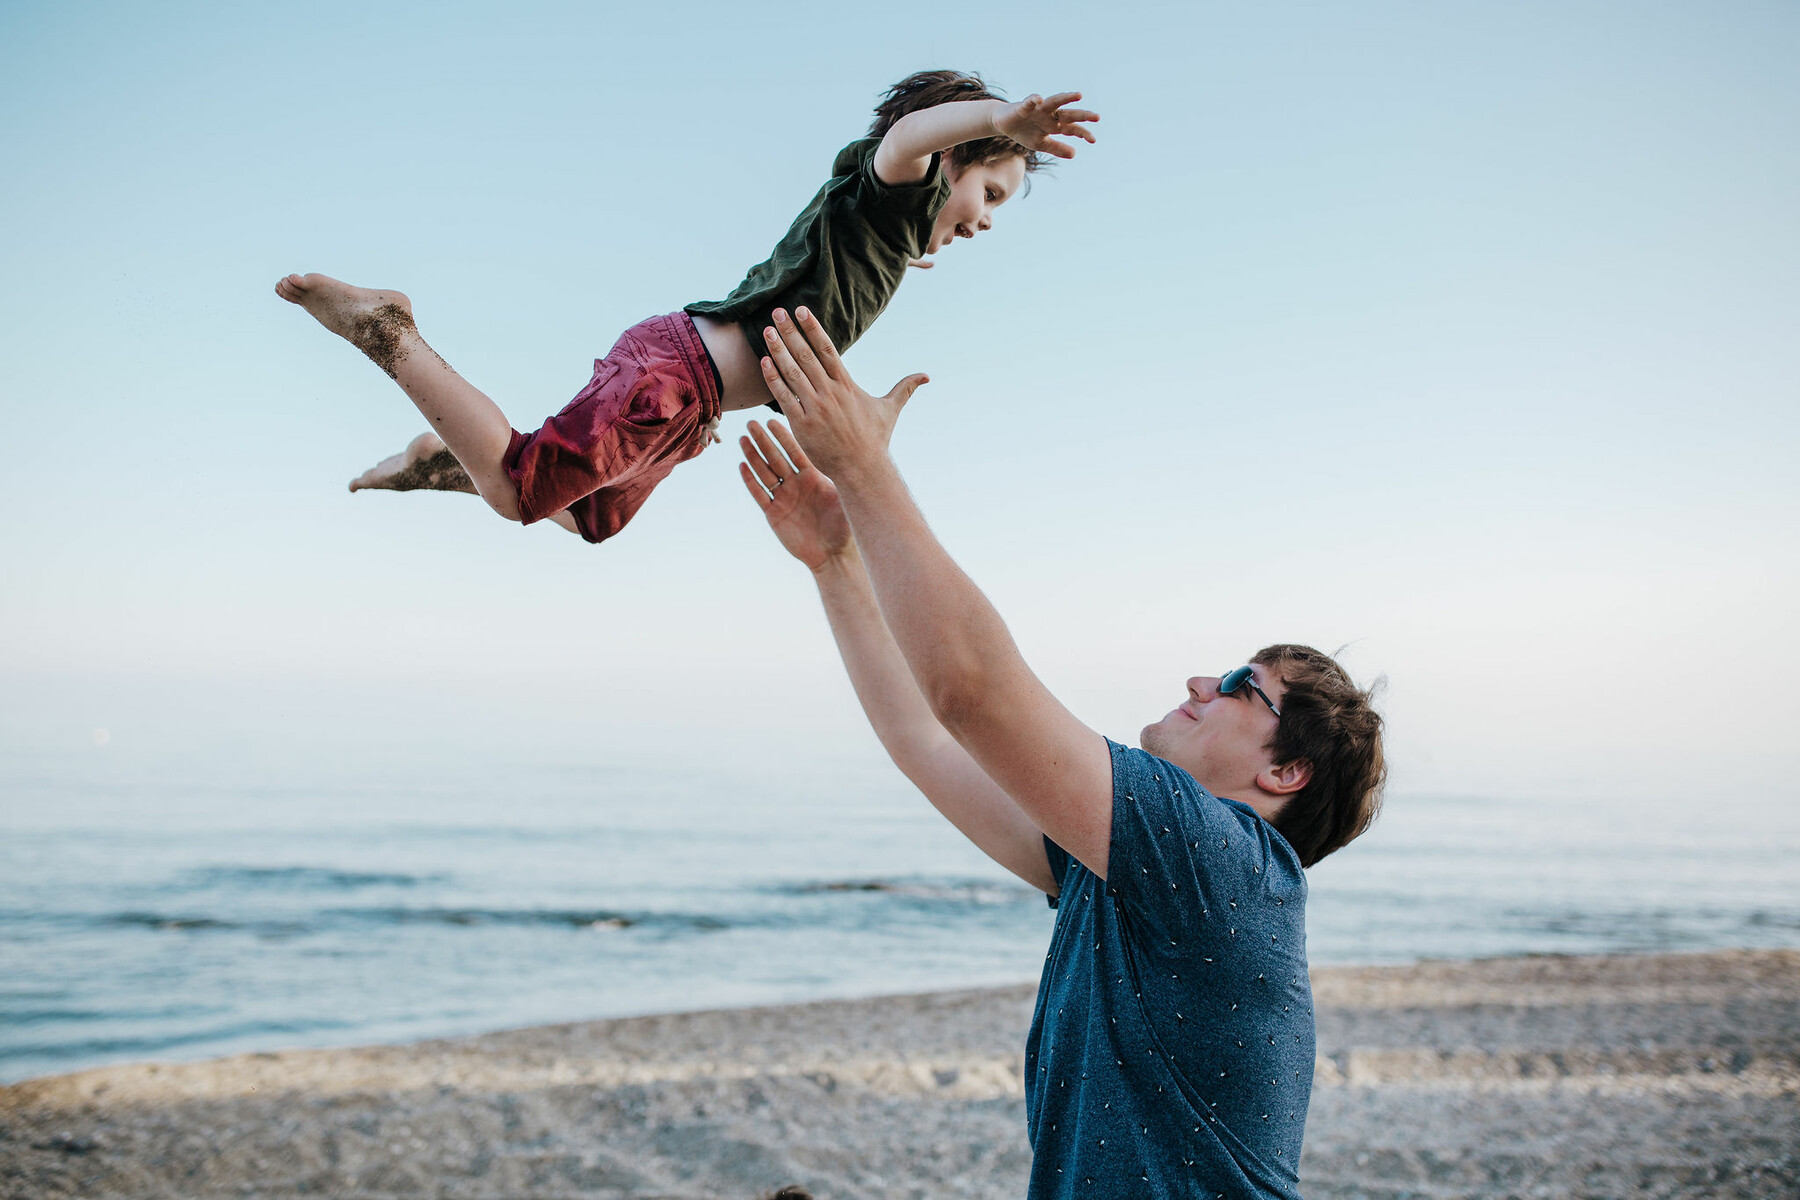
[759,307,928,484]
[738,418,850,572]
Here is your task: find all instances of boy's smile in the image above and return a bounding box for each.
[926,156,1028,254]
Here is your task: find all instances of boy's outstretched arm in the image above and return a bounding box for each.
[873,93,1099,185]
[739,420,1056,894]
[758,309,1117,881]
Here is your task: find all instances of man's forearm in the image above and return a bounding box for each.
[810,538,1056,892]
[811,544,952,770]
[832,458,1032,728]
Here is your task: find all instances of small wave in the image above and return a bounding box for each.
[782,878,1038,905]
[323,906,733,933]
[180,866,438,890]
[106,912,242,932]
[16,1015,354,1062]
[100,912,310,937]
[3,1004,219,1026]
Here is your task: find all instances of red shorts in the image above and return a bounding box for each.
[503,312,721,544]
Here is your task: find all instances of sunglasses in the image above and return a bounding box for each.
[1219,665,1280,718]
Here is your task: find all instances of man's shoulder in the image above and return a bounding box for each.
[1108,741,1307,894]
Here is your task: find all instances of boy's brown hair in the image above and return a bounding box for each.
[1251,644,1387,868]
[870,69,1050,175]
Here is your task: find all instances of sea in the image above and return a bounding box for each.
[4,743,1797,1084]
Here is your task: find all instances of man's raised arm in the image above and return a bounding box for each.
[757,309,1118,880]
[738,419,1056,894]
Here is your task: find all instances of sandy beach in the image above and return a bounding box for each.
[2,948,1794,1199]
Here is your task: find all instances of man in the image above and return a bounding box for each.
[738,308,1387,1198]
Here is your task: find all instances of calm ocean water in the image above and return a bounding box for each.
[4,746,1797,1084]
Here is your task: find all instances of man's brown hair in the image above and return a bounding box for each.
[869,69,1050,176]
[1251,644,1387,868]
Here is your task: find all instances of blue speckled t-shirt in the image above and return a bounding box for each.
[1024,740,1314,1199]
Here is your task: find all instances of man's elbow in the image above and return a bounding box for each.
[925,675,988,734]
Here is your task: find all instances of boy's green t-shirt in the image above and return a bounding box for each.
[686,138,952,367]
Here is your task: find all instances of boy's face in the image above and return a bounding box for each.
[925,156,1028,255]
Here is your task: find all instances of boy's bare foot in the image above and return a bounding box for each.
[274,272,422,379]
[348,432,476,494]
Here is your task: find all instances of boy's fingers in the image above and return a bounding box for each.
[738,461,772,512]
[1041,138,1076,159]
[769,418,814,474]
[1060,108,1100,124]
[1042,91,1081,110]
[793,307,848,381]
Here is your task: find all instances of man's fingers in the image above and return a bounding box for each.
[886,372,930,412]
[738,461,772,512]
[740,428,784,491]
[763,320,822,401]
[759,352,804,415]
[792,307,849,381]
[747,420,796,483]
[773,309,832,390]
[769,418,814,475]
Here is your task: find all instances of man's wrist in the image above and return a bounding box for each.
[810,541,863,582]
[826,450,901,500]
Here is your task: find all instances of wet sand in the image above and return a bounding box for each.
[2,949,1794,1199]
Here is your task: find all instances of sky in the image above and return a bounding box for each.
[2,0,1796,802]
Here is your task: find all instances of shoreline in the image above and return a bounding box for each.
[3,948,1795,1199]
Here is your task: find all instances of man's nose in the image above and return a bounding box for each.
[1189,676,1222,701]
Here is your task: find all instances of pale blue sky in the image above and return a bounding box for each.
[2,1,1796,799]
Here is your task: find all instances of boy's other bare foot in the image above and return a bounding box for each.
[349,432,477,494]
[274,273,421,379]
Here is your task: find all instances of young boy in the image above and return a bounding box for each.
[276,70,1097,543]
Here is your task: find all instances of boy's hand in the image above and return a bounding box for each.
[759,308,928,485]
[739,418,851,571]
[994,92,1099,159]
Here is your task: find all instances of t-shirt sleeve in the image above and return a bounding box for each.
[1104,740,1285,943]
[850,141,951,255]
[1043,835,1072,909]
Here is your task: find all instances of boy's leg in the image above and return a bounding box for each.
[275,273,523,521]
[347,430,582,534]
[348,432,477,494]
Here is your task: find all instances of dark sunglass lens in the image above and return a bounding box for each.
[1220,666,1252,693]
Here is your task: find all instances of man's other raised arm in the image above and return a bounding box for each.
[759,310,1117,880]
[739,420,1056,894]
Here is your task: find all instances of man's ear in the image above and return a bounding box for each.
[1258,759,1313,797]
